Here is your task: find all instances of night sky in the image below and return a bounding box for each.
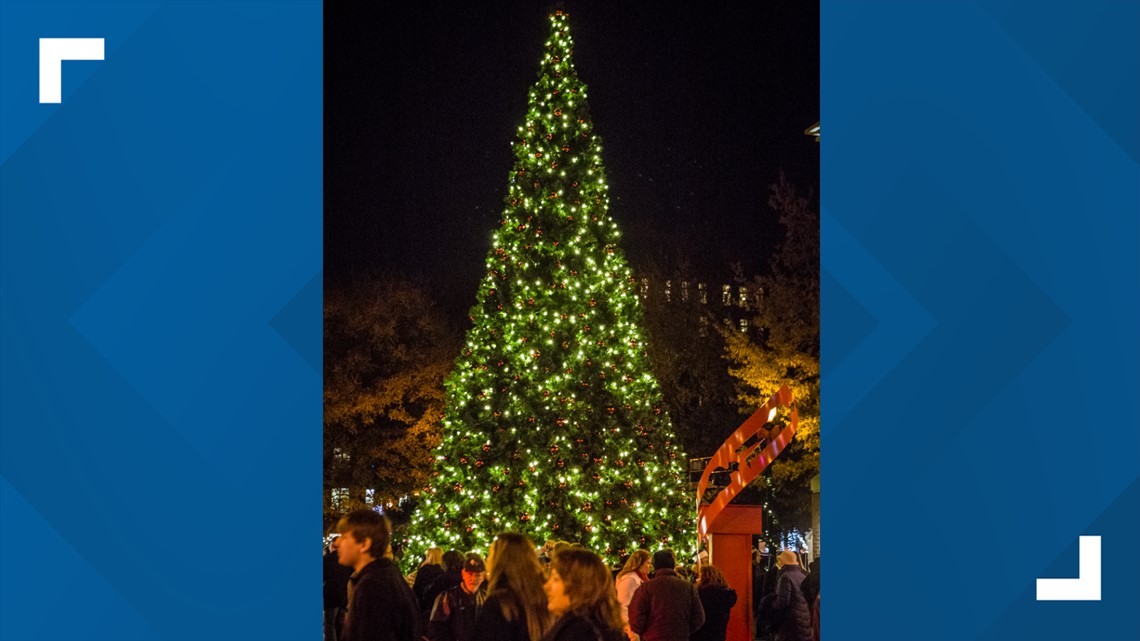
[325,1,819,323]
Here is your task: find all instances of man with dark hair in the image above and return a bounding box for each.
[628,549,705,641]
[426,553,487,641]
[336,510,420,641]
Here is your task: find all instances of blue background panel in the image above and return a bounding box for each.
[1,2,322,640]
[823,1,1138,640]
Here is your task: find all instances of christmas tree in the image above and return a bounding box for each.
[404,11,691,558]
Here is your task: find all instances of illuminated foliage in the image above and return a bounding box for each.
[324,276,459,527]
[404,12,692,558]
[721,174,819,534]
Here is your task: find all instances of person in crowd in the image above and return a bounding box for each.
[674,565,694,583]
[539,540,557,565]
[690,565,736,641]
[541,548,626,641]
[472,532,553,641]
[769,551,812,641]
[421,550,465,616]
[413,548,445,608]
[325,533,355,641]
[614,549,652,641]
[628,550,705,641]
[799,559,819,614]
[336,510,420,641]
[427,553,487,641]
[810,594,820,641]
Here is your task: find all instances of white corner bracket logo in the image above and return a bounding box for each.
[1036,535,1101,601]
[39,38,105,104]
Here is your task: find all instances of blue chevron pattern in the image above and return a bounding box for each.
[0,2,321,639]
[822,1,1139,639]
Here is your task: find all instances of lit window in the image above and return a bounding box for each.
[332,488,349,510]
[664,280,672,303]
[681,281,689,302]
[333,447,350,463]
[739,318,749,332]
[722,285,732,306]
[365,489,375,506]
[698,283,707,305]
[699,316,709,337]
[739,286,748,308]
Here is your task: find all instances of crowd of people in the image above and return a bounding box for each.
[322,509,820,641]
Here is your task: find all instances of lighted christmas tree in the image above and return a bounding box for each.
[404,11,691,558]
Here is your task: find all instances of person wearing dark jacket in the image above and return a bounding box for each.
[799,559,819,613]
[472,533,553,641]
[413,547,446,608]
[422,550,465,616]
[690,565,737,641]
[427,554,487,641]
[770,551,811,641]
[628,550,705,641]
[541,548,625,641]
[325,535,355,641]
[336,510,420,641]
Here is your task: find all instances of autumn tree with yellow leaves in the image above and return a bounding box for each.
[324,275,461,527]
[720,173,819,535]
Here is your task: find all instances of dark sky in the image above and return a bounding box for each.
[326,1,819,322]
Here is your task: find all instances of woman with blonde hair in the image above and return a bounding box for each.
[411,546,445,607]
[614,550,651,640]
[542,548,625,641]
[472,533,553,641]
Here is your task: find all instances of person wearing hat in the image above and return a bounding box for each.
[427,553,488,641]
[769,551,812,641]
